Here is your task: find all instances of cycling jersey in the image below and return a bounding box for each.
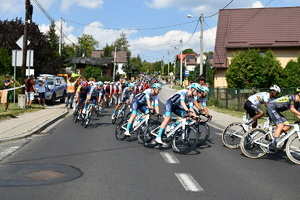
[168,89,196,109]
[269,94,296,112]
[247,92,270,106]
[135,88,159,106]
[118,87,134,102]
[78,86,91,98]
[196,96,207,107]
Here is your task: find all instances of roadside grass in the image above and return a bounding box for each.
[208,106,245,119]
[0,103,44,121]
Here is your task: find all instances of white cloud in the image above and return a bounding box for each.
[0,0,24,14]
[252,1,264,8]
[61,0,104,12]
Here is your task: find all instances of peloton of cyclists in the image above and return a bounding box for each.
[124,83,162,136]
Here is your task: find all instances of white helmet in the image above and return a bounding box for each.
[270,85,281,93]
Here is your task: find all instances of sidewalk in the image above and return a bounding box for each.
[0,104,68,142]
[159,83,244,130]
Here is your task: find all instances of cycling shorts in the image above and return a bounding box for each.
[267,104,288,125]
[243,100,260,118]
[164,99,186,117]
[131,98,149,115]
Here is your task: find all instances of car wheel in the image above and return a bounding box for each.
[50,93,56,105]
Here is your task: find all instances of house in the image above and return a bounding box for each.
[213,6,300,88]
[92,50,127,76]
[176,53,198,71]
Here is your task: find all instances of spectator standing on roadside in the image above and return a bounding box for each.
[66,75,81,109]
[37,78,46,106]
[25,75,36,109]
[3,74,15,111]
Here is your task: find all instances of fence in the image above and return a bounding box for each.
[208,87,298,120]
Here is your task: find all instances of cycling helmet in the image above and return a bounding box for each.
[128,83,136,88]
[201,86,210,94]
[296,87,300,94]
[152,83,162,90]
[81,81,88,86]
[270,85,281,93]
[190,83,202,92]
[98,81,104,85]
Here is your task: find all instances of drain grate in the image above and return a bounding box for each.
[24,171,66,180]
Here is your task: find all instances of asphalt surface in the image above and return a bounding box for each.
[0,98,299,199]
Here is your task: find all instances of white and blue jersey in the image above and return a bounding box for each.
[132,89,159,114]
[164,89,196,117]
[196,96,207,107]
[118,87,134,103]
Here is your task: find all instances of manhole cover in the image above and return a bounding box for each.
[24,171,66,180]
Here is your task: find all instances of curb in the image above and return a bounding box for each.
[0,108,68,142]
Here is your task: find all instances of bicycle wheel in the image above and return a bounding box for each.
[286,134,300,165]
[222,122,246,149]
[136,119,152,144]
[116,110,126,125]
[240,128,268,159]
[172,126,198,154]
[143,121,161,148]
[73,107,79,123]
[84,111,92,128]
[115,119,128,140]
[195,122,210,146]
[112,109,119,124]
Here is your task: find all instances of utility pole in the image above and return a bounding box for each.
[180,39,183,87]
[113,46,117,82]
[22,0,30,93]
[59,17,63,56]
[167,51,170,75]
[199,14,204,76]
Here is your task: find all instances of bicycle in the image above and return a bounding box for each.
[112,101,130,124]
[240,121,300,164]
[81,101,99,128]
[115,111,161,142]
[192,113,211,146]
[73,102,81,123]
[222,115,271,149]
[143,114,200,154]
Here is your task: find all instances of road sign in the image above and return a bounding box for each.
[185,70,190,76]
[12,50,34,67]
[16,35,30,49]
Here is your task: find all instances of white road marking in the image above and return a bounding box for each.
[0,146,20,158]
[175,173,204,192]
[160,152,180,164]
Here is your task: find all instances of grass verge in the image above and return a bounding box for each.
[0,103,44,121]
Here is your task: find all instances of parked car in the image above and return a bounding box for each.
[35,75,67,105]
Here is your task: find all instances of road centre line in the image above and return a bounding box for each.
[160,152,180,164]
[175,173,204,192]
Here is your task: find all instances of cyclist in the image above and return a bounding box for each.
[124,83,162,136]
[155,83,202,145]
[112,83,136,120]
[267,87,300,149]
[83,82,102,114]
[244,85,281,129]
[194,86,212,120]
[76,81,91,116]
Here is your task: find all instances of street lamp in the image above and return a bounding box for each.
[187,14,204,76]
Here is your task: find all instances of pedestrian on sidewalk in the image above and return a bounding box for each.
[3,74,15,111]
[37,77,46,106]
[25,75,36,109]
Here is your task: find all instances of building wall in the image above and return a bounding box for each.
[214,68,228,88]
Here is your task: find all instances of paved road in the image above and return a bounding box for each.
[0,104,299,200]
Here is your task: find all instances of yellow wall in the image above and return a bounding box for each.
[214,68,228,88]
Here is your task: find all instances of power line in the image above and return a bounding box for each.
[63,18,198,31]
[31,0,75,44]
[204,0,234,18]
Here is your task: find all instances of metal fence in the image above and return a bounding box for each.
[208,87,298,120]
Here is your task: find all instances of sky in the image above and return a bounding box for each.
[1,0,300,63]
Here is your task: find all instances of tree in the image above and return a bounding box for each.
[45,22,59,52]
[102,44,114,57]
[77,33,99,57]
[113,32,130,51]
[0,48,12,75]
[279,56,300,88]
[225,49,283,88]
[83,65,102,80]
[182,49,195,54]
